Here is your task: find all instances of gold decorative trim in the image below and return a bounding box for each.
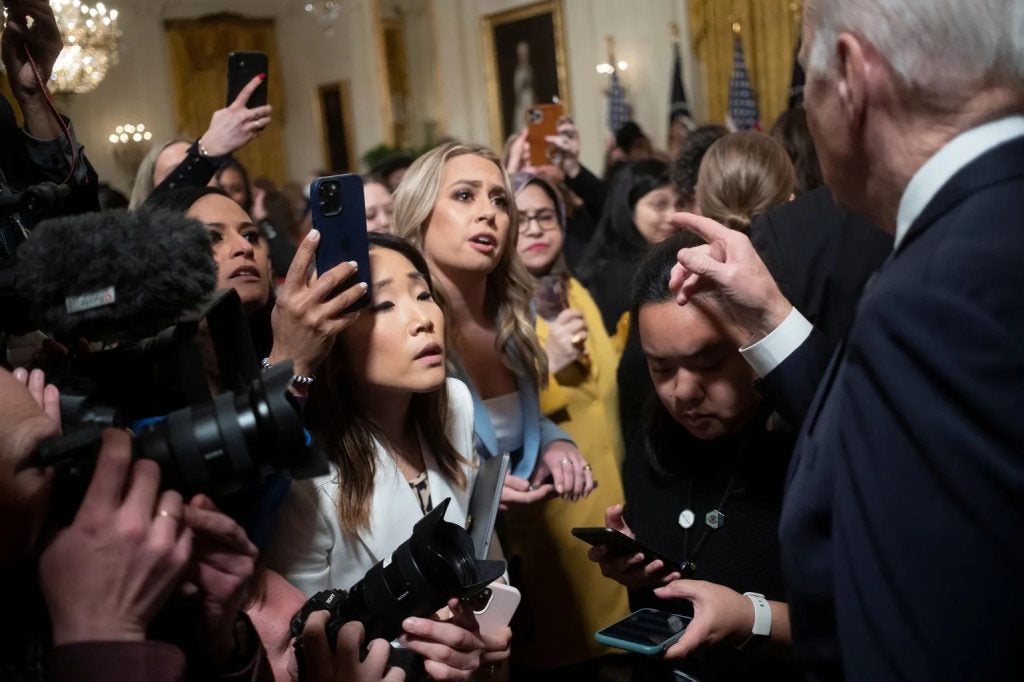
[481,0,570,154]
[370,0,396,147]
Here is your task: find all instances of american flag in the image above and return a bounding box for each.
[727,34,760,130]
[607,69,632,134]
[669,42,695,130]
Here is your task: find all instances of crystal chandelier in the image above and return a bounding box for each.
[49,0,123,94]
[303,1,344,34]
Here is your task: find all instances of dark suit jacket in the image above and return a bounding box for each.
[751,186,892,352]
[768,135,1024,680]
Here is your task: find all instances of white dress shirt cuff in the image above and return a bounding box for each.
[739,306,813,378]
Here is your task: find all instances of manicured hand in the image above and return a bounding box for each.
[538,440,594,501]
[544,115,581,178]
[499,474,556,509]
[545,309,588,375]
[201,74,273,157]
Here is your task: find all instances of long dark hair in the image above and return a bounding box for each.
[578,159,670,283]
[214,159,254,213]
[306,232,467,536]
[143,185,275,358]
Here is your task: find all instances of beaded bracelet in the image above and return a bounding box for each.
[261,357,315,386]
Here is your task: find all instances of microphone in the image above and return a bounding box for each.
[15,208,217,340]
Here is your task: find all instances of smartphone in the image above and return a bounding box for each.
[471,583,521,639]
[595,608,691,655]
[534,273,569,321]
[311,174,372,310]
[227,51,269,108]
[571,527,685,573]
[526,103,564,166]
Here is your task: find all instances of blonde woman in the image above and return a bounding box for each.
[393,142,595,506]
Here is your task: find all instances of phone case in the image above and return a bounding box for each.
[526,103,564,166]
[474,583,521,639]
[227,51,269,108]
[534,273,569,321]
[594,609,690,656]
[571,527,685,571]
[311,174,372,310]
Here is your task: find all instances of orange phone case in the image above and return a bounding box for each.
[526,103,564,167]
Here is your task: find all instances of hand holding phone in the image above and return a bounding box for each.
[227,51,269,108]
[595,608,692,656]
[201,70,273,158]
[575,505,685,590]
[526,103,564,166]
[470,582,521,639]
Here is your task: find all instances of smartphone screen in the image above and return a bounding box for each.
[598,609,691,647]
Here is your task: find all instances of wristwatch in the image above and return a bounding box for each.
[739,592,772,650]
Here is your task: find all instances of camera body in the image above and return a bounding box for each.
[289,498,505,676]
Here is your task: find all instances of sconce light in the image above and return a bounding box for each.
[108,122,153,145]
[596,60,628,75]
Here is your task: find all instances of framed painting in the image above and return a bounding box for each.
[481,1,569,152]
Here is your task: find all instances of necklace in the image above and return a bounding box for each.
[678,474,736,578]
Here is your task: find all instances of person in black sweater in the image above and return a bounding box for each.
[590,234,800,681]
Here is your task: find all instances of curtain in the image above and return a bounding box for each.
[688,0,802,128]
[164,14,287,184]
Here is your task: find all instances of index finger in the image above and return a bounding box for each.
[77,428,134,518]
[231,73,265,109]
[669,211,735,244]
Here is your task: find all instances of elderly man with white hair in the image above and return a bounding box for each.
[651,0,1024,679]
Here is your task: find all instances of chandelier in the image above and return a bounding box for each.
[49,0,123,94]
[303,1,345,34]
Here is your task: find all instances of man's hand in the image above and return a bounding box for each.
[586,505,681,590]
[182,494,259,667]
[668,213,792,346]
[2,0,64,139]
[39,430,193,645]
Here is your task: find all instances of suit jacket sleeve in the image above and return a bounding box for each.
[564,165,605,223]
[829,267,1024,680]
[148,141,225,202]
[755,326,834,429]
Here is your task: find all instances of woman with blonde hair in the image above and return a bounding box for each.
[695,130,795,232]
[393,142,595,504]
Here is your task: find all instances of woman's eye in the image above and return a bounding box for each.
[492,195,509,210]
[417,291,433,302]
[244,232,261,244]
[207,230,222,244]
[371,301,395,313]
[454,190,473,201]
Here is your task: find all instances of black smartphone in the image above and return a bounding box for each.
[227,51,269,108]
[595,608,692,655]
[571,527,685,572]
[311,174,372,310]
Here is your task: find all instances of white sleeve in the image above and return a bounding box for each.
[739,306,814,378]
[261,479,335,597]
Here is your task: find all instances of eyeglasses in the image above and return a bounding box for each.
[518,210,559,233]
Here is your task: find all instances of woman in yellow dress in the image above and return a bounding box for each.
[506,172,632,678]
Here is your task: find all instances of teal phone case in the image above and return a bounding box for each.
[594,609,689,655]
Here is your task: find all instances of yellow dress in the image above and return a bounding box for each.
[504,277,631,670]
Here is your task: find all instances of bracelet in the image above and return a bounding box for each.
[197,138,211,158]
[261,357,315,386]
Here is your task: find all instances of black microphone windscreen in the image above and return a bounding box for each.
[16,208,217,340]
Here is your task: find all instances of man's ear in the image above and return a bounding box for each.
[835,32,869,122]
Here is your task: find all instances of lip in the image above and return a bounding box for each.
[467,232,499,254]
[414,342,444,364]
[523,241,549,254]
[229,265,262,280]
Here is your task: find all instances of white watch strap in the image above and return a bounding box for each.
[743,592,772,637]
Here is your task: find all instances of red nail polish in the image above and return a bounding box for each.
[258,72,267,81]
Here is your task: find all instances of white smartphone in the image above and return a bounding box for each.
[473,582,521,639]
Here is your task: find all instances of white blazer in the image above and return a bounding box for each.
[264,378,479,597]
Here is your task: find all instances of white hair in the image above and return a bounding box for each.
[806,0,1024,97]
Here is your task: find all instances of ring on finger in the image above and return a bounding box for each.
[559,456,571,465]
[571,332,586,345]
[156,509,181,522]
[583,464,593,471]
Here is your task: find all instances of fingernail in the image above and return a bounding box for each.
[555,486,563,494]
[308,229,320,242]
[258,72,267,81]
[403,618,419,632]
[347,260,358,270]
[358,282,368,291]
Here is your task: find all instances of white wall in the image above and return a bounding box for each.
[60,0,702,192]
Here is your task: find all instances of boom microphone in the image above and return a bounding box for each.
[15,208,217,340]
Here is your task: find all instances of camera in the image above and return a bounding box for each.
[33,289,329,524]
[289,498,505,674]
[528,107,544,125]
[317,179,343,216]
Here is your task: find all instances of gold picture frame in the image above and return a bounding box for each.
[481,0,570,153]
[316,80,357,172]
